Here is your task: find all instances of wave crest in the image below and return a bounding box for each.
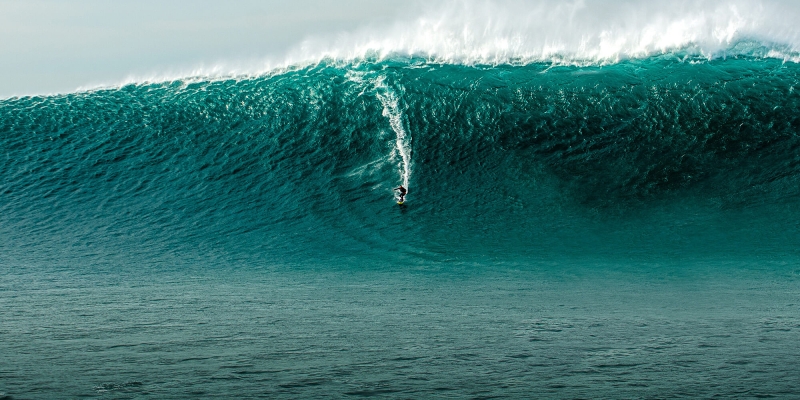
[287,0,800,65]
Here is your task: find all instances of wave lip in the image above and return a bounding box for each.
[5,0,800,100]
[25,0,800,97]
[288,0,800,66]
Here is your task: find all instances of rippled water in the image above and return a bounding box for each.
[2,261,799,398]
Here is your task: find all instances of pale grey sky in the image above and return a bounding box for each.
[0,0,415,97]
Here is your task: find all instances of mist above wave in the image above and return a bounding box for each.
[44,0,800,94]
[288,0,800,64]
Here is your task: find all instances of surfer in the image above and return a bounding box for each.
[394,185,407,203]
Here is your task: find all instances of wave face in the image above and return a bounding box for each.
[2,56,800,268]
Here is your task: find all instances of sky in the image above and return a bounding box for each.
[0,0,416,97]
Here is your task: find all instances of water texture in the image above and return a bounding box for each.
[2,53,800,397]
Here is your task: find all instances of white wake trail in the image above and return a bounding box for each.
[375,77,411,192]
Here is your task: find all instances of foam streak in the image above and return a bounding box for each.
[375,77,411,192]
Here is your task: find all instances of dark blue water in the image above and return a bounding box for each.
[2,56,800,398]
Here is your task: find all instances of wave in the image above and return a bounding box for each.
[2,55,800,268]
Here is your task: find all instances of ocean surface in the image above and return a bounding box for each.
[3,47,800,397]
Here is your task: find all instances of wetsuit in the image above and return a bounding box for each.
[395,186,407,202]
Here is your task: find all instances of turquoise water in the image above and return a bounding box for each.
[2,263,800,398]
[2,56,800,397]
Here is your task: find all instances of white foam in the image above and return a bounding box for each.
[286,0,800,65]
[374,76,412,191]
[24,0,800,96]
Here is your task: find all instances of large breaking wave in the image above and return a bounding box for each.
[2,55,800,268]
[4,0,800,267]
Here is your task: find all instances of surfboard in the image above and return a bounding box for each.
[397,201,404,205]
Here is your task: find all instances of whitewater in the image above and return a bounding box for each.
[34,0,798,93]
[2,1,800,398]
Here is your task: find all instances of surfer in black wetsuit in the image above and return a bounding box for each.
[394,185,407,202]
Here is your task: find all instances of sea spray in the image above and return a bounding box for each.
[28,1,800,100]
[288,0,800,68]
